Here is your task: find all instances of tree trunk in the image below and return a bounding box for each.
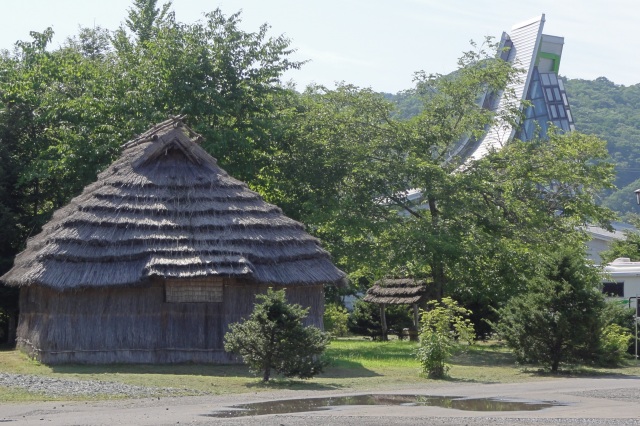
[428,196,445,300]
[380,304,388,341]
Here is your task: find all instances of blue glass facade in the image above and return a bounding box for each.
[517,68,575,141]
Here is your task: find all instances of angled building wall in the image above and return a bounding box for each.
[463,14,575,162]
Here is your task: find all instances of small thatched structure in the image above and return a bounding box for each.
[1,117,345,364]
[363,278,433,340]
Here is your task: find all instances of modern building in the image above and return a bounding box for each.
[455,14,575,162]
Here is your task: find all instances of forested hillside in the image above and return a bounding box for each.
[386,77,640,215]
[563,78,640,214]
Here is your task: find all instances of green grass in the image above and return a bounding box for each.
[1,339,639,403]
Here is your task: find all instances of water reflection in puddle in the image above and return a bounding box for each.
[206,394,561,418]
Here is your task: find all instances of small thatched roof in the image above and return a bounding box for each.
[363,278,430,305]
[2,117,345,289]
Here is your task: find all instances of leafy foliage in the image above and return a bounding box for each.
[389,76,638,216]
[223,288,329,382]
[600,299,637,356]
[416,297,475,378]
[0,2,300,283]
[323,303,349,338]
[564,77,640,193]
[600,215,640,262]
[0,3,620,346]
[495,249,608,372]
[597,324,632,366]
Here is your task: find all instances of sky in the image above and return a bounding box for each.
[0,0,637,93]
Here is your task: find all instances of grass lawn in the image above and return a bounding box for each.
[1,339,639,402]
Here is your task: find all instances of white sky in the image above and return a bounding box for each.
[0,0,637,93]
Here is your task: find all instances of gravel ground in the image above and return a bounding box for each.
[568,387,640,402]
[2,376,640,425]
[0,372,207,398]
[213,415,640,425]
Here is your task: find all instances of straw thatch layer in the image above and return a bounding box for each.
[363,278,432,305]
[2,118,345,289]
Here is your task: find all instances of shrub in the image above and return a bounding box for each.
[597,324,632,366]
[416,297,475,378]
[224,288,329,382]
[601,302,636,355]
[495,250,607,372]
[323,303,349,337]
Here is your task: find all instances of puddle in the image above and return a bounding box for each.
[206,394,561,418]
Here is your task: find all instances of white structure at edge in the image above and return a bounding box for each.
[463,14,575,162]
[603,258,640,310]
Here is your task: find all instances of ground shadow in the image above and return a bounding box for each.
[450,346,516,367]
[50,363,258,378]
[245,380,342,391]
[49,359,380,380]
[321,359,382,379]
[521,368,640,380]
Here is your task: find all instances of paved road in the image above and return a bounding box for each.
[2,376,640,425]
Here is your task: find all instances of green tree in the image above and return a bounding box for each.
[323,303,349,338]
[224,289,329,382]
[0,3,300,280]
[564,77,640,193]
[417,297,475,378]
[125,0,174,44]
[266,41,614,312]
[495,249,608,372]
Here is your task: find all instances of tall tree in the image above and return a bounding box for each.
[495,248,607,372]
[125,0,174,44]
[0,4,301,285]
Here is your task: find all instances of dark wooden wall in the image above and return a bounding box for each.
[17,279,324,364]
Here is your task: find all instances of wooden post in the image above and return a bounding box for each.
[380,304,388,341]
[411,304,420,341]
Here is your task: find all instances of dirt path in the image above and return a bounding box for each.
[2,376,640,425]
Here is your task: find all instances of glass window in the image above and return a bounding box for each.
[549,73,558,84]
[523,119,535,140]
[559,120,569,131]
[545,88,554,100]
[557,106,566,118]
[553,88,561,100]
[533,98,547,117]
[528,79,540,98]
[603,282,624,297]
[524,105,535,119]
[541,73,551,85]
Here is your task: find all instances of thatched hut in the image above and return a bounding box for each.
[363,278,433,340]
[1,117,345,364]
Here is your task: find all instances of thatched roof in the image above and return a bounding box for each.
[1,117,346,289]
[363,278,430,305]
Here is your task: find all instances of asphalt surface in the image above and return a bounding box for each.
[2,376,640,425]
